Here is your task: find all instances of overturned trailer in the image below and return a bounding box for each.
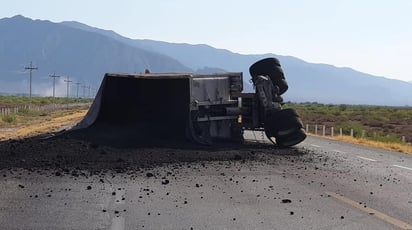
[65,58,306,147]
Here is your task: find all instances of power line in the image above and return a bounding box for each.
[49,73,60,98]
[24,61,38,97]
[64,76,72,98]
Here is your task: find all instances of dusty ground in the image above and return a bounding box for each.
[0,109,87,141]
[0,107,311,172]
[0,108,407,174]
[0,128,311,171]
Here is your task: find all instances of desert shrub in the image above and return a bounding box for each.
[2,115,16,123]
[335,123,364,137]
[332,110,341,116]
[39,98,50,105]
[368,115,390,127]
[339,104,347,111]
[316,110,328,115]
[17,108,47,116]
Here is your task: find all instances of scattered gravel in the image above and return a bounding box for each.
[146,173,154,178]
[281,199,292,203]
[0,132,405,229]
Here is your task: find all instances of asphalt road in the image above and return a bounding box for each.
[0,134,411,230]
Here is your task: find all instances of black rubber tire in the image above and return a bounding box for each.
[264,109,303,137]
[274,108,299,118]
[249,57,285,82]
[185,112,212,145]
[265,117,302,137]
[277,116,304,136]
[276,128,306,148]
[274,78,288,95]
[266,108,300,126]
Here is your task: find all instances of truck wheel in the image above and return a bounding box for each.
[274,78,288,95]
[250,58,289,95]
[265,109,301,134]
[249,57,285,82]
[276,125,302,137]
[276,128,306,147]
[275,108,299,117]
[249,57,281,75]
[185,112,212,145]
[277,116,304,135]
[264,108,304,143]
[265,117,302,137]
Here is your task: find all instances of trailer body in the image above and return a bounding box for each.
[65,58,306,147]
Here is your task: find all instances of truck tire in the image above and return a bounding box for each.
[274,78,288,95]
[265,109,301,133]
[185,112,212,145]
[264,109,306,147]
[276,128,306,148]
[249,57,285,82]
[250,57,289,95]
[265,117,302,137]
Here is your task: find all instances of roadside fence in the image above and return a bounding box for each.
[305,124,409,144]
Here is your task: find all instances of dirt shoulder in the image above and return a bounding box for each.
[0,109,87,141]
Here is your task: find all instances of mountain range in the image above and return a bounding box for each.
[1,15,411,106]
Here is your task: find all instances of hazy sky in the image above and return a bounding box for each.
[1,0,411,82]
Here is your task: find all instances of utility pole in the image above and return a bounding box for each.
[49,73,60,98]
[88,86,91,98]
[90,87,96,98]
[82,85,88,98]
[74,82,81,98]
[64,77,72,98]
[24,61,38,97]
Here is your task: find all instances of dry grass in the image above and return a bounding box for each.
[312,134,412,154]
[0,109,87,140]
[287,103,412,144]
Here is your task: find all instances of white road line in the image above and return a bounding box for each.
[326,192,412,229]
[357,156,377,162]
[310,144,321,148]
[393,165,412,171]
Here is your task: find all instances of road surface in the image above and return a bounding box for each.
[0,134,411,229]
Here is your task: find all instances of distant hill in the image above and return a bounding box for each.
[0,15,190,96]
[1,15,411,105]
[62,21,412,106]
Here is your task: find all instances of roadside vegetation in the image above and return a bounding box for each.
[0,108,88,140]
[0,95,93,107]
[284,102,412,154]
[0,96,92,129]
